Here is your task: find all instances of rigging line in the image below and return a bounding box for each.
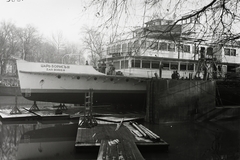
[215,83,223,106]
[189,80,216,96]
[192,80,240,105]
[155,80,210,99]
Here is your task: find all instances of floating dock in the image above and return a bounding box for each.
[0,108,72,122]
[97,139,144,160]
[0,106,146,127]
[75,119,169,159]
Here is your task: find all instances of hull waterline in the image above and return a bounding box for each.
[21,91,146,106]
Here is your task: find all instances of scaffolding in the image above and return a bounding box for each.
[194,47,222,80]
[10,88,21,114]
[78,89,98,128]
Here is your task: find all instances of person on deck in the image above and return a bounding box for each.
[97,62,102,72]
[172,70,180,79]
[176,70,180,79]
[102,61,106,74]
[171,71,176,79]
[108,62,115,75]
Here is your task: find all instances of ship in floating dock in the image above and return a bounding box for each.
[16,60,147,106]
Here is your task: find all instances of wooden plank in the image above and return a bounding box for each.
[95,116,144,123]
[76,124,134,147]
[110,140,118,160]
[75,122,169,152]
[122,140,134,160]
[117,139,126,159]
[98,140,107,160]
[97,139,144,160]
[125,139,145,160]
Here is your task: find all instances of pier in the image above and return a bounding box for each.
[75,119,168,159]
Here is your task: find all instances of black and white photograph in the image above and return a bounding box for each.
[0,0,240,159]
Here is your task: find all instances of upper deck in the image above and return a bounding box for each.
[105,19,240,65]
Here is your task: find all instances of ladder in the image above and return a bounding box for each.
[79,89,98,128]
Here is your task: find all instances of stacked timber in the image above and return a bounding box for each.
[129,121,161,142]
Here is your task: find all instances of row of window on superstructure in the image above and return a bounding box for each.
[113,59,195,71]
[107,40,237,57]
[107,40,192,54]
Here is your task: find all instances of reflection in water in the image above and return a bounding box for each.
[143,120,240,160]
[0,120,239,160]
[17,123,78,159]
[0,123,34,160]
[0,122,80,160]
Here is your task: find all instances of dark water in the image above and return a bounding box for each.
[0,119,239,160]
[144,121,240,160]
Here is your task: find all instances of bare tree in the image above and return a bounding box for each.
[63,43,85,64]
[0,21,19,75]
[83,0,240,45]
[0,21,86,67]
[50,31,67,63]
[51,31,65,55]
[17,25,42,61]
[0,21,19,58]
[82,27,106,67]
[37,41,57,63]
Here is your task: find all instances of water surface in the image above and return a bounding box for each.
[0,119,239,160]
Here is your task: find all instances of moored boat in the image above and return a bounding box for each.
[99,18,240,80]
[98,18,240,106]
[16,60,147,106]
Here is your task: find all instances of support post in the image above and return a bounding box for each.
[79,89,98,128]
[29,101,40,111]
[146,80,154,123]
[10,87,21,114]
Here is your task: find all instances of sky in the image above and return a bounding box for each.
[0,0,102,43]
[0,0,226,44]
[0,0,164,44]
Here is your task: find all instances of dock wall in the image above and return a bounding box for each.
[145,79,216,123]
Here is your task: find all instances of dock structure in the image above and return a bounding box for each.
[0,108,70,121]
[97,139,144,160]
[0,104,82,122]
[146,79,216,123]
[75,120,169,159]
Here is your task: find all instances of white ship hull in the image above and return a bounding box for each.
[16,60,147,105]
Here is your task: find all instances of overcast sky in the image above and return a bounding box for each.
[0,0,213,44]
[0,0,165,44]
[0,0,102,43]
